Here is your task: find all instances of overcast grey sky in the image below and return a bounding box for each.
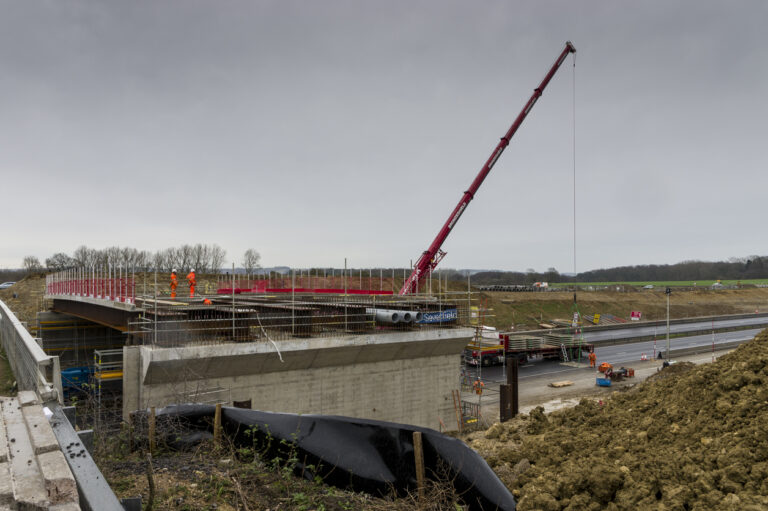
[1,1,766,272]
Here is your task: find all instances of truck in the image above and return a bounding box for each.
[463,333,594,367]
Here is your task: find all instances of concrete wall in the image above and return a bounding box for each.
[124,327,473,429]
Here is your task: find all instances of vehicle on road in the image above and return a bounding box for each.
[0,282,15,290]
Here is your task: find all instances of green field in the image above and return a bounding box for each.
[549,279,768,288]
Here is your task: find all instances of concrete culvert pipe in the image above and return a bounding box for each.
[398,311,423,323]
[366,308,401,324]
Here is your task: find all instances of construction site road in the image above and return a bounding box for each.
[464,344,754,423]
[580,315,768,343]
[497,350,734,422]
[468,327,763,384]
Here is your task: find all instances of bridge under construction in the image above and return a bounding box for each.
[37,268,476,430]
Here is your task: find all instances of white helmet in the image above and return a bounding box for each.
[172,268,177,273]
[190,269,195,272]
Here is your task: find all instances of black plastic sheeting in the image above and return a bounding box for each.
[145,405,515,511]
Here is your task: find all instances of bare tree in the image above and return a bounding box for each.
[72,245,98,267]
[190,244,209,274]
[45,253,75,271]
[151,251,164,272]
[178,245,194,272]
[101,246,123,268]
[135,250,152,270]
[22,255,43,274]
[242,249,261,278]
[209,244,226,274]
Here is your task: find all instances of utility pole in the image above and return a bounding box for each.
[665,287,671,360]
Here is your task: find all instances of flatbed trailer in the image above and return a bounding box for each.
[506,343,594,365]
[463,341,594,366]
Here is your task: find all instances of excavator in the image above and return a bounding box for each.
[400,41,576,295]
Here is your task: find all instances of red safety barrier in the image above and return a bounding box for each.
[46,271,135,304]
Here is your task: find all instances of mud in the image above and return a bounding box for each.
[469,328,768,510]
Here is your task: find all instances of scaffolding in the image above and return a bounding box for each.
[93,349,123,430]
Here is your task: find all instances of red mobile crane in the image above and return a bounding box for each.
[399,41,576,295]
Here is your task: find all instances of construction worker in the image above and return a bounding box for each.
[186,269,196,298]
[588,350,596,368]
[170,269,178,299]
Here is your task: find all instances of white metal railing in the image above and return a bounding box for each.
[0,299,62,403]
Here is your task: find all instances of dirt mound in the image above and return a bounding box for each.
[469,328,768,510]
[644,361,696,382]
[0,274,47,327]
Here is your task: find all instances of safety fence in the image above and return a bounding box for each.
[46,268,136,304]
[0,299,62,403]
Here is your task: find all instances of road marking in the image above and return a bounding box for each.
[519,367,577,380]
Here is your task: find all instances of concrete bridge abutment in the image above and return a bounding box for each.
[123,328,473,429]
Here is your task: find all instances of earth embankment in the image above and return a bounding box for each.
[468,328,768,510]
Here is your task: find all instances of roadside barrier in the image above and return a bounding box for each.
[0,299,62,403]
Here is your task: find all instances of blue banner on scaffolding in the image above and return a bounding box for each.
[418,308,458,323]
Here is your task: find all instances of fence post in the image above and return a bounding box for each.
[412,431,425,500]
[214,403,222,448]
[149,407,156,454]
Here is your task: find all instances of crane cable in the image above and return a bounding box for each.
[570,51,585,362]
[572,51,577,278]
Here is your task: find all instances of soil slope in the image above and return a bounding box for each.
[484,287,768,329]
[469,328,768,510]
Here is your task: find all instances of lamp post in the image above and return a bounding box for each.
[665,287,671,360]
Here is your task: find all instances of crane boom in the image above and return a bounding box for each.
[399,41,576,295]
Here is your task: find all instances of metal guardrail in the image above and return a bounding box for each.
[0,299,62,403]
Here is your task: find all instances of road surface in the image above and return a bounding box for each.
[582,316,768,343]
[466,327,763,383]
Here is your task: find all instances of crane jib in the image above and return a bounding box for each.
[487,146,505,171]
[399,41,576,295]
[447,202,467,230]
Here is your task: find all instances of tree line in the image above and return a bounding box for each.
[21,245,261,275]
[14,251,768,284]
[573,256,768,283]
[454,255,768,285]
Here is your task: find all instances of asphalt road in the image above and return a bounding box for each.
[465,327,763,383]
[582,316,768,343]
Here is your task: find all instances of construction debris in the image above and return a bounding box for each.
[547,381,573,388]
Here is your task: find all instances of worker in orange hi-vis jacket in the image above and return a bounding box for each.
[588,350,597,368]
[170,269,178,299]
[186,269,197,298]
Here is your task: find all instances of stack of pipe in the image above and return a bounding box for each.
[366,309,423,324]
